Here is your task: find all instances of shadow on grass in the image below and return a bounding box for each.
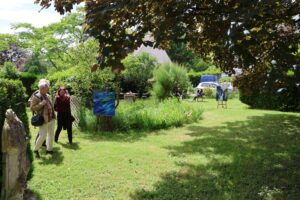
[78,120,204,143]
[38,147,64,166]
[79,130,151,142]
[59,141,80,150]
[79,121,205,142]
[24,189,42,200]
[131,113,300,200]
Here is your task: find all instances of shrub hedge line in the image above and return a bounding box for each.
[0,79,33,196]
[19,73,38,97]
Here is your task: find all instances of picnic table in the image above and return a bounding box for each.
[124,92,137,102]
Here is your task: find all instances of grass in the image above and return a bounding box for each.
[27,98,300,200]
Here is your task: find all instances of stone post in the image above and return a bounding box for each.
[1,109,30,200]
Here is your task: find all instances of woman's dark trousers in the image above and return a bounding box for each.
[55,112,72,144]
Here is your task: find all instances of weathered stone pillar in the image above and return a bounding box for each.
[1,109,30,200]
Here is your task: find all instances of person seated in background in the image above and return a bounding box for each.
[193,88,204,101]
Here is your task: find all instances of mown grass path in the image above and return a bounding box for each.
[28,99,300,200]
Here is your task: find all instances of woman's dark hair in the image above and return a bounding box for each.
[57,86,67,96]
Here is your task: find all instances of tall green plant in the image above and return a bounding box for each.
[152,63,191,100]
[0,62,19,79]
[121,53,157,97]
[167,42,211,72]
[72,67,116,108]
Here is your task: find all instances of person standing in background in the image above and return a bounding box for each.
[30,79,56,158]
[54,86,73,144]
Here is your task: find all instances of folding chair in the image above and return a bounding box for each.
[193,88,204,101]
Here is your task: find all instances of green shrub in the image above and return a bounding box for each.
[236,68,300,111]
[46,67,77,93]
[121,53,157,97]
[152,63,191,100]
[240,92,281,110]
[0,62,19,79]
[47,66,116,108]
[0,79,29,132]
[0,79,33,194]
[227,90,239,99]
[219,76,234,83]
[203,87,215,98]
[19,72,37,97]
[0,63,38,97]
[188,71,202,87]
[240,90,300,111]
[78,106,97,131]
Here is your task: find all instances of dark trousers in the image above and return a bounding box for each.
[54,112,73,144]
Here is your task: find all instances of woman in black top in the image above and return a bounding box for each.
[54,86,73,144]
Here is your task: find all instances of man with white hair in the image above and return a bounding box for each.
[30,79,56,158]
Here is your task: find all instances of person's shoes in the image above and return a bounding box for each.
[34,151,40,159]
[46,151,54,155]
[54,139,58,143]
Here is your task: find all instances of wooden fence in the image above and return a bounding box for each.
[70,96,81,128]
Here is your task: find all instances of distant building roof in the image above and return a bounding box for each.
[133,44,172,64]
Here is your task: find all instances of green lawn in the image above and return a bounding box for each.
[27,99,300,200]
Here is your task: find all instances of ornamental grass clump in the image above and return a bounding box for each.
[112,99,203,131]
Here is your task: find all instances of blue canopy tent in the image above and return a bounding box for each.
[200,75,219,83]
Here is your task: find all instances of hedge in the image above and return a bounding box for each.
[19,73,38,97]
[0,79,33,196]
[240,90,300,111]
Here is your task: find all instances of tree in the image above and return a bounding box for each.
[0,34,27,69]
[121,52,157,97]
[46,37,116,108]
[167,42,211,72]
[35,0,299,71]
[12,9,87,73]
[36,0,300,110]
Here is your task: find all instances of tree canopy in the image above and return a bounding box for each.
[167,42,212,72]
[7,10,88,73]
[36,0,299,72]
[36,0,300,110]
[121,52,157,96]
[0,34,26,67]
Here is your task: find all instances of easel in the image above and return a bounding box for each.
[217,100,227,108]
[216,86,228,109]
[96,115,113,132]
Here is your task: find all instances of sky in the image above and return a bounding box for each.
[0,0,64,34]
